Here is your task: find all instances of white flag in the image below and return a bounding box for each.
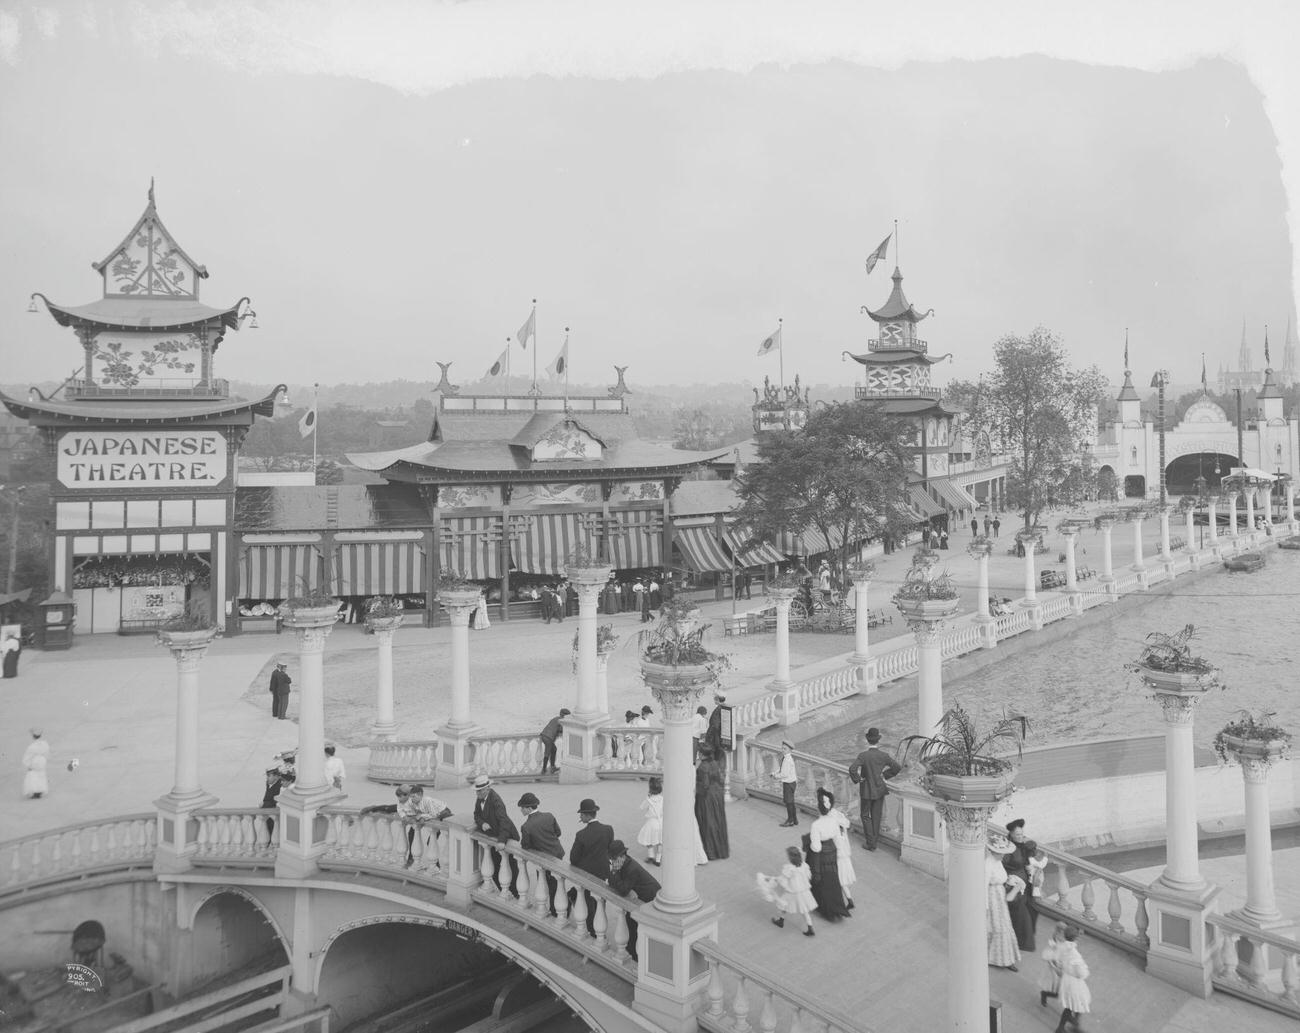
[516,307,536,349]
[757,325,782,357]
[298,408,317,438]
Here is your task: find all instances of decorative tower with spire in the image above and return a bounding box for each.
[1238,317,1253,374]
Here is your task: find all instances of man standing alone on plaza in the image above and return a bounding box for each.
[849,727,900,851]
[538,707,570,775]
[777,740,799,827]
[269,662,292,719]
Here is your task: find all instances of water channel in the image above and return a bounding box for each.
[801,549,1300,760]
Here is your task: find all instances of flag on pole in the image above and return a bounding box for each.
[1201,353,1207,391]
[1264,326,1271,366]
[864,234,891,274]
[486,346,509,379]
[546,337,569,378]
[757,325,782,357]
[298,407,317,438]
[516,307,536,349]
[1123,329,1129,371]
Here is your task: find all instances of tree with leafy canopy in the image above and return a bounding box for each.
[732,401,916,587]
[948,328,1106,530]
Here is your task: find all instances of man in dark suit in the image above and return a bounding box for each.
[538,708,570,775]
[568,798,613,936]
[269,662,292,718]
[518,792,564,916]
[848,726,900,851]
[606,839,660,962]
[473,775,520,897]
[705,692,727,755]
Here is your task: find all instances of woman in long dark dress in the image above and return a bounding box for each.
[804,788,851,920]
[694,747,730,860]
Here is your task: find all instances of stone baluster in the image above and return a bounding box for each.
[434,589,481,790]
[937,802,999,1031]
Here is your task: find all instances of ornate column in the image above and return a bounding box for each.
[1205,498,1220,556]
[1285,480,1296,532]
[275,603,342,879]
[1244,486,1257,537]
[1130,512,1147,572]
[1060,526,1084,616]
[595,648,612,716]
[562,563,615,783]
[967,539,996,647]
[769,585,800,725]
[154,627,220,874]
[1097,515,1117,598]
[897,595,959,736]
[1016,530,1044,629]
[635,660,720,1032]
[937,802,1000,1032]
[1159,506,1172,559]
[848,563,874,663]
[367,611,403,739]
[1219,726,1291,926]
[434,588,481,790]
[1226,491,1239,540]
[1183,503,1196,554]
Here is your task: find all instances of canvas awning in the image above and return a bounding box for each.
[440,516,503,581]
[931,478,979,513]
[239,545,324,599]
[332,541,425,596]
[605,509,663,569]
[510,511,586,575]
[723,528,785,566]
[908,486,945,519]
[673,524,732,572]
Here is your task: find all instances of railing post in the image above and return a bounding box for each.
[434,591,481,791]
[769,587,799,725]
[154,628,220,875]
[442,818,483,908]
[895,775,948,878]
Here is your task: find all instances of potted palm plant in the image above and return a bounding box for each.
[364,595,405,633]
[280,577,341,627]
[639,598,731,693]
[893,566,961,620]
[966,535,994,560]
[1125,623,1221,695]
[1212,710,1292,765]
[156,601,221,649]
[572,623,619,672]
[899,703,1030,804]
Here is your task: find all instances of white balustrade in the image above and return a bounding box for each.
[367,739,439,784]
[1,816,157,892]
[595,726,664,773]
[192,810,277,864]
[1208,913,1300,1018]
[1034,843,1152,955]
[467,732,549,778]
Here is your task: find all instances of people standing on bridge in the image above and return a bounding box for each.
[848,727,900,852]
[636,776,663,866]
[323,744,345,790]
[986,834,1021,972]
[569,798,614,936]
[22,728,50,799]
[606,840,660,962]
[269,661,292,719]
[518,792,564,916]
[403,785,453,870]
[1052,926,1091,1033]
[694,745,729,860]
[538,707,570,775]
[1003,817,1039,951]
[777,741,799,827]
[473,775,520,897]
[806,789,851,921]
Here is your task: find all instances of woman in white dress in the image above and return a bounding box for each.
[828,798,857,910]
[470,591,490,630]
[22,728,50,799]
[1053,926,1091,1032]
[986,833,1021,970]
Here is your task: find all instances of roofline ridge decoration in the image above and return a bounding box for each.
[91,185,209,289]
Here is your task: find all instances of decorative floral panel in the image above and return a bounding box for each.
[105,216,198,297]
[532,422,603,461]
[609,480,665,502]
[438,485,501,510]
[512,483,603,507]
[863,363,931,394]
[91,331,202,389]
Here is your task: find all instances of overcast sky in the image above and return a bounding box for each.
[2,1,1297,397]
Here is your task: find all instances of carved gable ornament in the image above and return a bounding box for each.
[532,420,603,462]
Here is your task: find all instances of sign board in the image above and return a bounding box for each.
[718,703,734,752]
[57,431,228,489]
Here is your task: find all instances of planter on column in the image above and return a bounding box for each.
[275,601,342,879]
[966,539,996,644]
[366,607,404,740]
[1131,644,1222,997]
[634,657,721,1033]
[767,585,799,724]
[154,625,221,874]
[1096,514,1118,599]
[560,563,616,783]
[434,587,482,791]
[894,573,960,737]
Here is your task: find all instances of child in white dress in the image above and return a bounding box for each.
[1054,926,1091,1033]
[1039,920,1068,1008]
[636,777,664,865]
[769,846,817,937]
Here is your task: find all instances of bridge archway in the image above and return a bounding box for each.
[1165,453,1238,495]
[183,888,288,997]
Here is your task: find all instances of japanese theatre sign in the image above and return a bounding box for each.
[57,430,228,488]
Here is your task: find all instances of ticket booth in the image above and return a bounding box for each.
[38,590,77,650]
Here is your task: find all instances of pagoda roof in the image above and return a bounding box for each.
[865,268,933,324]
[0,387,281,425]
[865,397,960,418]
[347,439,728,479]
[34,294,243,339]
[432,409,636,445]
[844,348,941,367]
[1117,371,1140,401]
[508,411,609,449]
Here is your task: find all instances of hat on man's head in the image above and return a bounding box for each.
[276,661,287,668]
[608,839,628,858]
[559,708,571,717]
[865,727,882,744]
[714,692,726,703]
[578,798,599,814]
[473,774,492,791]
[518,792,540,808]
[1006,818,1026,833]
[30,727,43,738]
[641,706,653,715]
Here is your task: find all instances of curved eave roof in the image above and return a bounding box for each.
[349,441,729,478]
[38,296,242,335]
[0,388,280,424]
[845,350,939,366]
[865,268,932,323]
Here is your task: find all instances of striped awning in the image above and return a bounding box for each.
[333,541,425,596]
[441,516,503,581]
[511,511,586,575]
[909,486,945,519]
[605,509,663,570]
[930,477,979,513]
[724,527,785,566]
[239,545,324,599]
[674,524,732,572]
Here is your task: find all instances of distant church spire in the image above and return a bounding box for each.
[1238,317,1251,372]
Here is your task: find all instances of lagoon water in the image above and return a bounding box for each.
[801,549,1300,761]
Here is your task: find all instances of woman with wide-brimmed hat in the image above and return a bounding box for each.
[986,833,1022,970]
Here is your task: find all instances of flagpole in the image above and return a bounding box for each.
[506,336,512,389]
[894,219,899,267]
[564,326,570,408]
[531,298,538,395]
[312,382,319,476]
[778,317,784,390]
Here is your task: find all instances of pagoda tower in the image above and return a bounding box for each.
[1,185,282,637]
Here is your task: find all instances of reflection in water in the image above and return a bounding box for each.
[801,553,1300,762]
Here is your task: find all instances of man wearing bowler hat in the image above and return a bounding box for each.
[518,792,564,916]
[569,798,614,936]
[473,775,520,897]
[848,727,900,851]
[607,839,660,962]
